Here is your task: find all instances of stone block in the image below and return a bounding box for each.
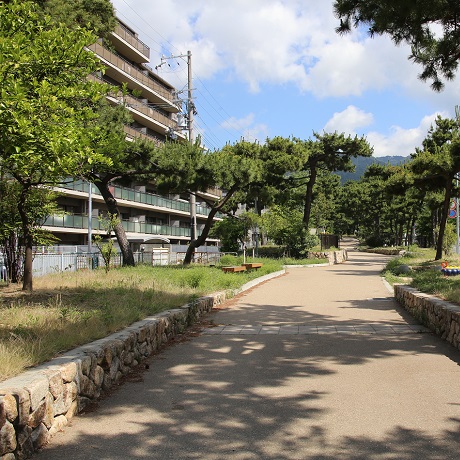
[109,357,120,381]
[16,425,33,459]
[102,374,112,392]
[138,327,148,343]
[0,389,30,429]
[0,420,16,456]
[77,396,91,413]
[48,415,68,437]
[1,394,18,424]
[91,366,104,388]
[28,392,52,429]
[53,382,76,416]
[79,375,97,399]
[60,362,77,383]
[65,400,78,422]
[24,377,49,412]
[102,346,113,368]
[79,355,92,377]
[46,370,64,400]
[31,423,49,450]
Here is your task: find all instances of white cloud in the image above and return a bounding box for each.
[323,108,447,157]
[221,113,268,143]
[112,0,451,99]
[111,0,460,154]
[367,113,447,157]
[323,106,374,134]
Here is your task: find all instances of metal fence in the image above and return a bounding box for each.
[0,246,223,280]
[30,249,172,277]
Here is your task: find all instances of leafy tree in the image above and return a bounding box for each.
[93,212,120,273]
[310,171,342,234]
[40,0,116,38]
[334,0,460,90]
[410,113,460,259]
[260,205,318,258]
[181,140,262,265]
[209,214,255,253]
[292,132,372,229]
[0,0,112,290]
[82,100,148,267]
[0,180,58,283]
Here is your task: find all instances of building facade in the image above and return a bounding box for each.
[43,19,220,255]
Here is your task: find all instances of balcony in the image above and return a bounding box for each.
[44,214,193,238]
[88,42,179,111]
[107,92,180,135]
[110,22,150,63]
[58,180,221,218]
[124,126,164,146]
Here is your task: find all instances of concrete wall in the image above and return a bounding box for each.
[394,284,460,350]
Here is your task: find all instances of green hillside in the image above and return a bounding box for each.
[337,155,408,183]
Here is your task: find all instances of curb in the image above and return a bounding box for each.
[0,269,285,459]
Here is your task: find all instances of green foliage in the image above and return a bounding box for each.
[257,246,286,258]
[0,0,113,289]
[334,0,460,90]
[210,213,256,252]
[42,0,116,38]
[0,179,59,282]
[409,112,460,259]
[410,270,453,297]
[260,205,318,258]
[219,255,244,266]
[262,133,372,232]
[93,213,120,273]
[441,222,456,256]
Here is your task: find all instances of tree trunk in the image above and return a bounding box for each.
[303,166,317,229]
[17,186,33,291]
[183,184,239,265]
[435,180,452,260]
[94,179,135,267]
[183,207,219,265]
[3,233,22,283]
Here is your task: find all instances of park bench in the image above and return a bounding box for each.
[242,263,263,270]
[222,265,247,273]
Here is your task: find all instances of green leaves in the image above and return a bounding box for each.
[334,0,460,90]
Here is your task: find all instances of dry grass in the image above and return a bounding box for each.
[0,261,285,381]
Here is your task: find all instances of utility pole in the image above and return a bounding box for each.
[187,51,197,254]
[156,51,196,258]
[88,182,92,254]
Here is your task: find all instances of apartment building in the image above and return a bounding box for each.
[43,19,221,255]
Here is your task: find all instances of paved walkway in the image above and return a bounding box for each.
[37,240,460,459]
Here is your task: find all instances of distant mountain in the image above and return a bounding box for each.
[337,155,409,183]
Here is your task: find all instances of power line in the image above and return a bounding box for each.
[113,0,250,149]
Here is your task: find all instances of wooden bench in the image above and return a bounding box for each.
[242,263,263,270]
[222,265,247,273]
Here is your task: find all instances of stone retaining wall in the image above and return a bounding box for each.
[0,270,285,459]
[0,292,230,459]
[394,284,460,349]
[308,249,348,265]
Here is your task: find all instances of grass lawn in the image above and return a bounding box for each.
[0,256,325,382]
[382,246,460,305]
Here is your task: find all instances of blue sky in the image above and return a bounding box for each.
[111,0,460,157]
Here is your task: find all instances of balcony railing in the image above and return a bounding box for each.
[113,23,150,58]
[58,180,219,218]
[88,42,175,105]
[122,93,173,128]
[44,214,193,238]
[123,126,164,146]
